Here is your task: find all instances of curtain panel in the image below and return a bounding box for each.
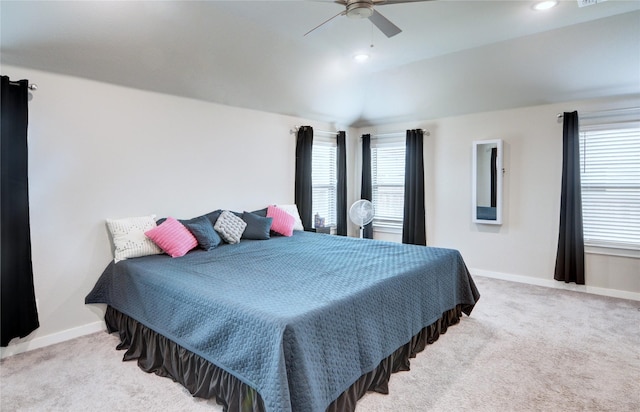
[554,111,585,284]
[336,131,348,236]
[402,129,426,246]
[360,134,373,239]
[1,76,39,346]
[295,126,314,231]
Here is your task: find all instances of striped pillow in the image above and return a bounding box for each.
[145,216,198,258]
[106,215,163,263]
[275,204,304,231]
[267,205,295,237]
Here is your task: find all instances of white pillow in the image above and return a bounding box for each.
[276,204,304,231]
[214,210,247,244]
[106,215,163,263]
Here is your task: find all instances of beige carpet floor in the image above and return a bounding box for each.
[1,276,639,411]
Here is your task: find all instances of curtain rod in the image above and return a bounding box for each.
[289,127,432,137]
[289,127,340,136]
[8,80,37,90]
[364,129,431,138]
[556,107,639,119]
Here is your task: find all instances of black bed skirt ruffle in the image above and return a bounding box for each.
[105,305,466,412]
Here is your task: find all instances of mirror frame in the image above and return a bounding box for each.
[472,139,503,225]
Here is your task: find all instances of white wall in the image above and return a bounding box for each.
[2,64,638,357]
[1,65,346,356]
[357,95,640,299]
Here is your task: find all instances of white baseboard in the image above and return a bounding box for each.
[0,321,106,359]
[471,269,640,301]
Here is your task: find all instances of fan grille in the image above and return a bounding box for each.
[349,200,374,227]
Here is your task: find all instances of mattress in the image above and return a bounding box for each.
[86,231,480,412]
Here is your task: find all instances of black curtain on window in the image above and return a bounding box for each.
[1,76,39,347]
[402,129,426,246]
[554,111,585,284]
[336,131,348,236]
[360,134,373,239]
[295,126,313,231]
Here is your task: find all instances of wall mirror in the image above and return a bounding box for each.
[472,139,503,225]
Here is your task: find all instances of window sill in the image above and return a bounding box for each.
[373,225,402,234]
[585,245,640,259]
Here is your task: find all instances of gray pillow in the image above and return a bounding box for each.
[241,211,273,240]
[204,209,222,226]
[213,210,247,244]
[182,215,222,251]
[251,207,268,217]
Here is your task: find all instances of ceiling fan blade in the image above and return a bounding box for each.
[368,9,402,38]
[304,10,346,36]
[374,0,435,4]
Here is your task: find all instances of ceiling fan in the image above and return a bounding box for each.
[305,0,434,38]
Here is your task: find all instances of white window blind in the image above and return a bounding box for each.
[312,138,337,228]
[579,125,640,250]
[371,139,405,229]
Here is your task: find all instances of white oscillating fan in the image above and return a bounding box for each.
[349,199,375,238]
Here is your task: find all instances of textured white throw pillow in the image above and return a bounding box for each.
[276,204,304,231]
[106,215,163,263]
[214,210,247,244]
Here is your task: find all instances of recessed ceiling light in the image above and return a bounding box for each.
[353,53,370,63]
[533,0,558,11]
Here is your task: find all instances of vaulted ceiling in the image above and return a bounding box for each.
[2,1,639,127]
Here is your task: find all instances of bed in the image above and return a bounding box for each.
[86,230,480,412]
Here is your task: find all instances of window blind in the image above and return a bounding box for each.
[372,139,405,228]
[312,139,337,228]
[579,126,640,249]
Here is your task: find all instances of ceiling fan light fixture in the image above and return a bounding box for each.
[346,1,374,19]
[353,53,370,63]
[533,0,558,11]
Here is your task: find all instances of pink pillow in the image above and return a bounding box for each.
[267,205,295,237]
[145,217,198,258]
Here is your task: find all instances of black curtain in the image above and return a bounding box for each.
[402,129,426,246]
[336,131,347,236]
[1,76,39,347]
[360,134,373,239]
[295,126,313,231]
[554,111,585,284]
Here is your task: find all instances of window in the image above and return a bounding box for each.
[371,138,405,229]
[312,138,337,228]
[579,125,640,250]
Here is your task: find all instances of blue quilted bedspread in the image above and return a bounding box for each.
[86,231,479,412]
